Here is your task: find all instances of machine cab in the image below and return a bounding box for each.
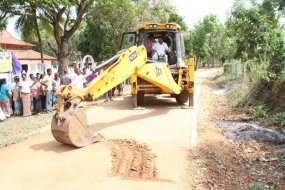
[120,23,186,67]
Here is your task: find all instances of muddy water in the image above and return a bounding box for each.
[213,120,285,148]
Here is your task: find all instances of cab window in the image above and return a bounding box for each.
[120,32,136,50]
[137,30,145,46]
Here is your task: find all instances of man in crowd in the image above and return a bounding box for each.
[29,73,34,110]
[29,74,34,82]
[72,68,86,107]
[82,68,87,76]
[52,73,60,106]
[86,69,98,84]
[41,68,53,113]
[61,70,71,85]
[36,73,40,80]
[72,68,86,89]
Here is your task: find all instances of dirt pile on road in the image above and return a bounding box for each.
[108,139,171,182]
[108,139,157,180]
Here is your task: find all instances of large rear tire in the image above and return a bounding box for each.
[175,90,189,104]
[137,91,145,105]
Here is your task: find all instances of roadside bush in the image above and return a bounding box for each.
[214,73,229,88]
[249,182,265,190]
[223,60,242,79]
[223,63,230,74]
[227,83,250,108]
[273,112,285,127]
[249,104,268,118]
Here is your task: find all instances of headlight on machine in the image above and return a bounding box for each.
[166,24,173,28]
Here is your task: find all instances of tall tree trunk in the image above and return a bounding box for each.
[195,57,199,71]
[57,40,69,74]
[207,58,210,68]
[33,9,44,73]
[241,62,245,79]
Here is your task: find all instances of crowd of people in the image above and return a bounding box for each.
[0,67,126,122]
[0,68,60,121]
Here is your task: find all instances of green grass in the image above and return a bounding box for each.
[0,100,101,148]
[214,72,231,89]
[0,112,54,147]
[249,182,265,190]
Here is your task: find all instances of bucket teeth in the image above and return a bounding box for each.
[94,133,105,142]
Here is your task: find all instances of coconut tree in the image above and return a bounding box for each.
[0,11,7,31]
[14,6,45,65]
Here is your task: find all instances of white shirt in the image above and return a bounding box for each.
[19,80,32,93]
[52,79,61,91]
[152,42,168,56]
[72,74,86,89]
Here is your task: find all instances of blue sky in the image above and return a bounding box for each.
[6,0,235,39]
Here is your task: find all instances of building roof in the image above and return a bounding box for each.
[0,30,35,47]
[7,49,57,61]
[0,30,57,61]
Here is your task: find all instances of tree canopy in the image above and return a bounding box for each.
[76,0,176,61]
[1,0,285,82]
[0,0,95,73]
[225,0,285,81]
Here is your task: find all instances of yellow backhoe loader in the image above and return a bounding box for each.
[51,23,194,147]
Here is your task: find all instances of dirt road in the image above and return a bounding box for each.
[0,68,220,190]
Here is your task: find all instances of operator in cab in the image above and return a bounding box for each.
[151,36,170,61]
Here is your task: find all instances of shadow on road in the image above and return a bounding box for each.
[29,93,190,152]
[30,140,78,153]
[103,95,185,110]
[89,94,188,133]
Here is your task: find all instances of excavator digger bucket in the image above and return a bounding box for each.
[51,109,104,147]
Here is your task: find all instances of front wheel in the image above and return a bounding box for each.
[175,90,189,104]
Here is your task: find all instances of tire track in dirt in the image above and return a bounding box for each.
[107,139,172,182]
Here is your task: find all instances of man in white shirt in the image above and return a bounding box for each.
[152,36,170,61]
[72,68,86,89]
[72,68,86,107]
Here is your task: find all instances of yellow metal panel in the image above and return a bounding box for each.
[136,62,181,94]
[131,75,137,94]
[185,58,194,66]
[185,58,195,93]
[185,58,195,82]
[83,45,147,100]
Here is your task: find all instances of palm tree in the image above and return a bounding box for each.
[0,11,7,31]
[14,6,45,65]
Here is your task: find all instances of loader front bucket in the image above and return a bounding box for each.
[51,109,103,147]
